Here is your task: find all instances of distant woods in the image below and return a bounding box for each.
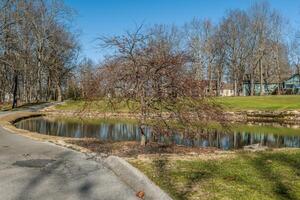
[0,0,78,108]
[75,2,298,101]
[1,1,300,109]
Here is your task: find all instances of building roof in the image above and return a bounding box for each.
[221,83,233,90]
[284,73,300,81]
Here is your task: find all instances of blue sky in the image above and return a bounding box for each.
[64,0,300,62]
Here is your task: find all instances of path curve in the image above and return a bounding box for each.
[0,104,138,200]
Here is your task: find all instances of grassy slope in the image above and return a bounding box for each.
[45,116,138,125]
[55,100,138,113]
[0,102,50,111]
[130,150,300,200]
[0,102,12,111]
[57,96,300,113]
[217,95,300,111]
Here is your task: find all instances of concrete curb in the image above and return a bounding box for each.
[104,156,172,200]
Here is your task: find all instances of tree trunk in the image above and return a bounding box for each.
[56,83,62,102]
[234,78,237,96]
[140,87,146,146]
[208,64,212,95]
[37,51,43,102]
[216,70,221,96]
[276,50,281,95]
[12,72,18,109]
[140,126,146,146]
[47,76,52,101]
[259,59,264,96]
[250,73,254,96]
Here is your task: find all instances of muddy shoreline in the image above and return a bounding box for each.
[227,110,300,125]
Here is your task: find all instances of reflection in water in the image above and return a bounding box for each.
[15,117,300,150]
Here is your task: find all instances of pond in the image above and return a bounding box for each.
[14,116,300,150]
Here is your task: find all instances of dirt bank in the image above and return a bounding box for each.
[42,105,300,125]
[227,110,300,124]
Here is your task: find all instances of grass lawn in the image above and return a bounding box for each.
[217,95,300,111]
[130,149,300,200]
[0,102,12,111]
[58,96,300,113]
[0,102,51,111]
[55,100,138,113]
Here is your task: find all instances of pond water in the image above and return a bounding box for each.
[14,116,300,150]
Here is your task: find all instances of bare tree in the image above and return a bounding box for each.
[96,25,227,145]
[218,10,252,96]
[0,0,78,107]
[185,19,217,95]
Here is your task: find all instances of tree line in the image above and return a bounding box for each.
[2,0,297,143]
[0,0,78,108]
[1,1,300,109]
[72,2,298,101]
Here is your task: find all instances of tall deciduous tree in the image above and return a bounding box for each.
[0,0,79,107]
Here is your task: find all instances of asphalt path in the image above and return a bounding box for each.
[0,104,138,200]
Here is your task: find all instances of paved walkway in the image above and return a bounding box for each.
[0,107,138,200]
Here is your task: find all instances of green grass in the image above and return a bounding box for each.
[130,149,300,200]
[44,115,138,125]
[217,95,300,111]
[55,100,139,113]
[0,102,11,111]
[59,96,300,113]
[0,102,50,111]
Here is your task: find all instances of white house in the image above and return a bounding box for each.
[220,83,234,96]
